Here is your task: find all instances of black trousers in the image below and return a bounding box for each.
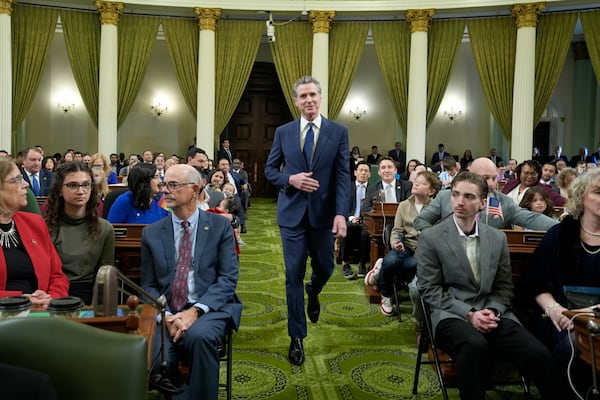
[436,317,567,400]
[340,223,370,266]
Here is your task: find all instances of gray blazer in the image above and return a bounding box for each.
[416,217,519,335]
[413,189,558,231]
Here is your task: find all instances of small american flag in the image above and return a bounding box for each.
[486,196,504,221]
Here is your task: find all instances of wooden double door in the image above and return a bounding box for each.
[220,62,292,197]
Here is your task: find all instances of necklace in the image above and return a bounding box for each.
[580,240,600,255]
[0,220,20,248]
[581,223,600,237]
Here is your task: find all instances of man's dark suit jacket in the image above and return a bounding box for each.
[360,179,412,214]
[487,155,503,166]
[217,148,234,164]
[264,116,350,229]
[569,154,597,167]
[430,151,451,166]
[387,149,406,173]
[546,154,568,164]
[21,168,54,197]
[367,153,381,165]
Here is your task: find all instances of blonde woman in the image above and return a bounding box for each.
[89,153,117,184]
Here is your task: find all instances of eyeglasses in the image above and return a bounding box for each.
[5,175,23,186]
[157,181,194,191]
[521,171,539,177]
[63,182,92,192]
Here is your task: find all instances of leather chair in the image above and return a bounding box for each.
[0,317,148,400]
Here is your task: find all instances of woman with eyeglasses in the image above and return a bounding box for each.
[43,162,114,304]
[501,159,566,206]
[0,158,69,305]
[107,163,168,224]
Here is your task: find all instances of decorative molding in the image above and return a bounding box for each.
[95,1,123,26]
[195,8,221,31]
[0,0,16,16]
[308,10,335,34]
[512,3,545,28]
[406,9,435,33]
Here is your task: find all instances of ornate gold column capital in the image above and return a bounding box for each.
[95,1,123,26]
[405,9,435,33]
[195,8,221,31]
[0,0,16,16]
[512,3,545,28]
[308,10,335,34]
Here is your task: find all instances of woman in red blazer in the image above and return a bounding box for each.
[0,159,68,306]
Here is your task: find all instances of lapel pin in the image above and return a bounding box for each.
[204,226,209,231]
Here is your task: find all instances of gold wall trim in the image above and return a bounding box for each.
[195,8,221,31]
[0,0,16,16]
[309,10,335,34]
[512,3,545,28]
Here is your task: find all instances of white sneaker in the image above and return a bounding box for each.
[237,237,247,247]
[364,257,383,286]
[380,296,394,316]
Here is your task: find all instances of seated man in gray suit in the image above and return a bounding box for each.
[141,164,242,399]
[416,172,566,400]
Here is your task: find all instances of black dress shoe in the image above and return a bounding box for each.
[288,337,305,365]
[240,225,247,233]
[306,285,320,323]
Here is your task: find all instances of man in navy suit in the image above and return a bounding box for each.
[265,76,350,366]
[141,164,242,399]
[20,147,54,196]
[430,143,451,168]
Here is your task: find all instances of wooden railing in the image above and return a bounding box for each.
[113,224,145,282]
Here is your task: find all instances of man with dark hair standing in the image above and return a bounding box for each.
[265,76,350,366]
[217,139,234,165]
[387,142,406,174]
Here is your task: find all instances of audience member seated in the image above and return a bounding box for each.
[438,157,458,190]
[206,197,242,254]
[340,161,371,280]
[92,167,108,216]
[414,157,558,232]
[195,169,223,210]
[387,142,406,174]
[0,158,69,304]
[89,152,118,184]
[107,164,169,224]
[231,158,251,210]
[525,169,600,396]
[400,159,420,181]
[217,158,248,233]
[504,158,518,180]
[460,149,474,171]
[366,145,382,165]
[487,147,502,166]
[501,159,565,206]
[365,171,441,316]
[361,157,412,214]
[20,147,55,197]
[430,143,450,170]
[539,162,559,193]
[118,153,139,177]
[569,146,596,167]
[141,164,242,400]
[556,167,578,200]
[547,145,569,165]
[43,162,114,304]
[42,156,56,173]
[416,172,566,400]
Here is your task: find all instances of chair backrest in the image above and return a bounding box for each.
[103,188,128,218]
[383,223,394,250]
[0,317,147,400]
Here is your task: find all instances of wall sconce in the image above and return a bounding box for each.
[57,100,75,113]
[151,102,168,119]
[349,106,367,121]
[444,107,463,124]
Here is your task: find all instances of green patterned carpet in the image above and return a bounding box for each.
[226,198,536,400]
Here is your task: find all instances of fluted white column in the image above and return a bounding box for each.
[405,9,434,165]
[0,1,15,152]
[96,1,122,156]
[195,8,220,158]
[309,11,334,117]
[511,3,544,163]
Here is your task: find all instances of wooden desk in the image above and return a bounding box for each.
[564,311,600,372]
[113,224,145,282]
[362,202,398,268]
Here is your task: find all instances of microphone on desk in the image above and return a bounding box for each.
[360,189,385,210]
[92,266,178,395]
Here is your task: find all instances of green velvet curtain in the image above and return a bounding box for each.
[162,17,198,119]
[214,20,263,136]
[534,12,577,126]
[581,10,600,86]
[60,9,100,127]
[270,22,312,119]
[426,19,465,128]
[371,21,411,133]
[468,17,515,140]
[117,14,160,128]
[328,22,369,120]
[12,5,59,133]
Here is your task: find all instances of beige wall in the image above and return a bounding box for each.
[20,28,588,165]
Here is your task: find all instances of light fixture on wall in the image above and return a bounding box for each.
[349,105,367,121]
[57,100,75,113]
[444,107,463,124]
[151,102,168,119]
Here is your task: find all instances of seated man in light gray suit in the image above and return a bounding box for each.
[416,172,565,400]
[141,164,242,400]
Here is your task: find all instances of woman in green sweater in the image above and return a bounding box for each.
[43,162,115,304]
